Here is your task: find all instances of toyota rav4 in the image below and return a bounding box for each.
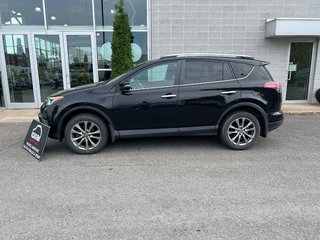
[39,54,284,154]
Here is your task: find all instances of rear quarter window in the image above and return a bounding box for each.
[245,65,273,82]
[230,62,253,79]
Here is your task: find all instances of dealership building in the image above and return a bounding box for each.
[1,0,320,109]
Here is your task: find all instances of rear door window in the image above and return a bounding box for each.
[182,60,234,84]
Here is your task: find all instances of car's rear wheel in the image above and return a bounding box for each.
[64,114,108,154]
[220,111,260,150]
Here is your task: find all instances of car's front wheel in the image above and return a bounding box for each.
[219,111,261,150]
[64,114,108,154]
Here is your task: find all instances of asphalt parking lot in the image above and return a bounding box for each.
[0,116,320,240]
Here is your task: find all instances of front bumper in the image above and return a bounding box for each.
[38,112,60,140]
[38,112,48,125]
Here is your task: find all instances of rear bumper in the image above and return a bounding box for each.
[267,111,284,132]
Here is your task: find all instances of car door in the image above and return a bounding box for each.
[178,59,241,134]
[113,60,180,136]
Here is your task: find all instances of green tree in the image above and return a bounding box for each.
[111,0,133,79]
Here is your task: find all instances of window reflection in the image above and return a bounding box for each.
[96,32,148,70]
[46,0,93,27]
[94,0,147,29]
[0,0,44,27]
[3,34,34,103]
[67,35,94,88]
[35,35,64,101]
[98,70,112,82]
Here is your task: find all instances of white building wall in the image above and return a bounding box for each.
[151,0,320,103]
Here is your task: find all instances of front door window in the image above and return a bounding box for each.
[128,62,177,90]
[286,42,313,101]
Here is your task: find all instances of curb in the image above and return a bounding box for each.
[283,112,320,116]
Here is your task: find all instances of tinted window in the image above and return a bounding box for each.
[249,66,273,82]
[183,61,233,84]
[224,63,234,80]
[230,62,253,79]
[129,62,177,90]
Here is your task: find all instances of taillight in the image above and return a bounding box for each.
[264,82,281,92]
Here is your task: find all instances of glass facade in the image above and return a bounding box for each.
[0,0,149,108]
[0,0,44,28]
[3,34,34,103]
[0,0,148,30]
[66,35,94,88]
[96,31,148,81]
[94,0,147,30]
[46,0,93,28]
[34,35,64,101]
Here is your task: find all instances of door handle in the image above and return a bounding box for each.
[287,71,292,81]
[221,91,237,95]
[161,94,177,99]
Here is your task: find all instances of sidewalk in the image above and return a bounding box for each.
[281,104,320,116]
[0,105,319,123]
[0,109,39,123]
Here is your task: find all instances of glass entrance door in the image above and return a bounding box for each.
[33,34,66,102]
[64,33,97,88]
[286,42,314,101]
[2,34,37,108]
[1,32,98,108]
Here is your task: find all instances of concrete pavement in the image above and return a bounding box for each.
[0,104,319,123]
[0,116,320,239]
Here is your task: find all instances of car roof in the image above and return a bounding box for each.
[159,53,269,65]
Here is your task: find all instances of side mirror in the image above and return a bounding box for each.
[119,83,132,94]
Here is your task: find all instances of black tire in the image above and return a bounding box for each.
[64,113,108,154]
[316,89,320,104]
[219,111,261,150]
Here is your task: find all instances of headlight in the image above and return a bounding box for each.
[46,96,64,106]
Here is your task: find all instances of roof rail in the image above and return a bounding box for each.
[160,53,255,60]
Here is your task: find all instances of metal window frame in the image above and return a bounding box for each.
[0,32,39,108]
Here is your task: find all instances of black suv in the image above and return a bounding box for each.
[39,54,284,154]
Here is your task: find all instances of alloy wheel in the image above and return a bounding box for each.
[70,121,102,150]
[227,117,256,146]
